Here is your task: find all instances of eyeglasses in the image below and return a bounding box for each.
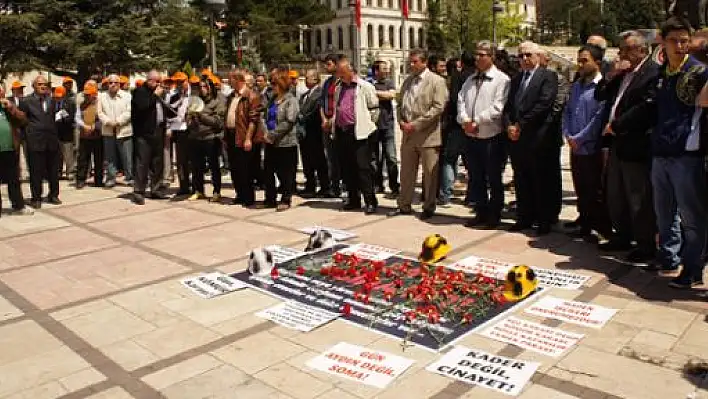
[36,83,48,86]
[520,53,534,58]
[109,81,120,85]
[475,52,490,58]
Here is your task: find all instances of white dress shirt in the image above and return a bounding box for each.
[457,65,511,139]
[609,56,648,123]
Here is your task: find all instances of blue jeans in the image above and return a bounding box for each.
[371,128,399,192]
[467,134,505,219]
[652,156,708,280]
[118,137,134,181]
[103,136,118,183]
[439,127,469,203]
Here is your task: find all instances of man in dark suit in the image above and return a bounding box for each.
[297,70,331,198]
[18,75,62,208]
[130,70,176,205]
[594,30,658,263]
[504,41,559,235]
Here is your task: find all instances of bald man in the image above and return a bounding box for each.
[130,70,177,205]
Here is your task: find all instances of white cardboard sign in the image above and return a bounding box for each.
[306,342,415,388]
[180,272,247,299]
[299,226,357,241]
[256,301,339,332]
[426,346,539,396]
[524,296,617,329]
[337,243,401,261]
[264,245,306,263]
[480,316,584,357]
[449,256,591,290]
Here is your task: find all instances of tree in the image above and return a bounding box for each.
[0,11,41,81]
[442,0,526,53]
[426,0,447,55]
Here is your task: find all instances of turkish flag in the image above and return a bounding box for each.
[402,0,409,19]
[355,0,362,29]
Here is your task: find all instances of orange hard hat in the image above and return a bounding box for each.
[209,75,221,86]
[83,83,98,96]
[62,76,74,84]
[189,75,200,84]
[54,86,66,98]
[119,75,129,84]
[101,78,109,85]
[288,70,299,79]
[200,68,213,77]
[135,79,144,87]
[172,72,188,82]
[11,81,25,89]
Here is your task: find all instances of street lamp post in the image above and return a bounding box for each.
[492,0,504,46]
[348,0,359,72]
[567,5,583,44]
[203,0,227,73]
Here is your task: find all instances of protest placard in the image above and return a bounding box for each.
[256,301,339,332]
[449,256,591,290]
[337,243,401,261]
[426,346,539,396]
[307,342,415,388]
[299,226,358,241]
[264,245,306,264]
[480,316,584,357]
[181,272,247,299]
[524,296,617,329]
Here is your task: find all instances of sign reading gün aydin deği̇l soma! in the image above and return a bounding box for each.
[232,245,539,351]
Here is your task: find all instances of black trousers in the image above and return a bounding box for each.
[76,138,103,186]
[190,138,222,195]
[250,142,264,186]
[509,143,562,225]
[230,144,257,206]
[264,145,297,205]
[299,125,331,192]
[0,151,25,211]
[173,130,191,192]
[335,126,377,207]
[570,152,612,236]
[28,148,61,200]
[134,131,165,195]
[606,150,656,250]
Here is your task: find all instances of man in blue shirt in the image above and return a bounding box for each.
[563,44,613,243]
[652,17,708,289]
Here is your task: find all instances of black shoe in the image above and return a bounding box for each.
[485,218,501,229]
[668,275,704,289]
[626,248,656,264]
[420,210,434,220]
[342,202,362,211]
[150,192,169,200]
[132,193,145,205]
[509,221,532,232]
[387,208,412,217]
[598,240,632,252]
[261,201,277,209]
[176,189,191,196]
[298,190,316,198]
[465,216,486,228]
[536,223,551,235]
[563,219,581,229]
[47,197,62,205]
[364,205,377,215]
[316,189,335,198]
[30,200,42,209]
[567,228,591,239]
[76,181,86,190]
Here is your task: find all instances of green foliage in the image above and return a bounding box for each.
[426,0,447,55]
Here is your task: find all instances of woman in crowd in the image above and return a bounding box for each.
[263,70,299,211]
[187,77,225,202]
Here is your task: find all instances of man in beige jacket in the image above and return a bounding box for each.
[98,74,133,187]
[389,49,449,220]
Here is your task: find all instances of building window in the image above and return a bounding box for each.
[338,26,344,50]
[389,25,395,48]
[377,0,383,6]
[378,25,384,47]
[366,0,372,5]
[316,29,322,51]
[399,26,403,49]
[327,28,333,47]
[305,31,312,53]
[409,27,414,49]
[389,0,394,7]
[337,0,342,8]
[418,27,424,47]
[367,24,374,48]
[417,0,423,12]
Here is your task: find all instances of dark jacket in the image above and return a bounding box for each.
[131,85,176,137]
[595,58,659,162]
[54,97,76,143]
[188,95,225,140]
[297,85,322,141]
[504,67,559,150]
[18,94,60,152]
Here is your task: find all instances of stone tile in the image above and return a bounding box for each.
[7,247,188,310]
[0,226,114,271]
[255,363,334,399]
[457,385,520,399]
[108,285,190,328]
[51,197,169,224]
[612,301,697,336]
[0,320,64,366]
[211,331,306,374]
[132,320,221,359]
[86,387,135,399]
[478,232,538,255]
[159,364,251,399]
[250,203,385,233]
[89,207,225,242]
[0,213,69,240]
[162,288,281,327]
[375,368,452,399]
[99,339,160,371]
[286,319,381,352]
[519,384,580,399]
[208,312,273,336]
[630,330,679,351]
[57,367,106,392]
[51,299,115,321]
[60,303,157,347]
[588,294,633,311]
[225,379,294,399]
[0,295,23,321]
[315,388,360,399]
[0,346,90,397]
[557,346,695,399]
[673,318,708,360]
[579,321,640,355]
[2,382,68,399]
[143,220,302,267]
[142,354,223,390]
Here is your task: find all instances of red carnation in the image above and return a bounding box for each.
[428,312,440,324]
[333,253,345,263]
[296,266,306,275]
[372,260,385,270]
[463,313,474,323]
[270,268,279,279]
[394,278,403,288]
[319,267,330,276]
[404,311,417,323]
[342,303,352,316]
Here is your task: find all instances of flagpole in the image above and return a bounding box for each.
[401,0,407,76]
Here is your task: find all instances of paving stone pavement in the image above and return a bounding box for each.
[1,152,708,399]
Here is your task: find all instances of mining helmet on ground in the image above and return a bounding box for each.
[418,234,451,264]
[502,264,538,301]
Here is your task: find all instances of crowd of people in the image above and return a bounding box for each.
[1,15,708,290]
